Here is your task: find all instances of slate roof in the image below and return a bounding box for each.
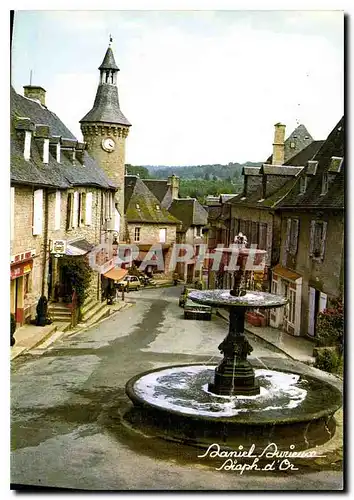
[227,133,325,210]
[99,47,119,71]
[283,140,325,167]
[125,175,180,224]
[267,124,314,164]
[142,179,170,202]
[278,117,344,210]
[80,85,131,126]
[169,198,208,231]
[80,47,131,126]
[11,87,115,189]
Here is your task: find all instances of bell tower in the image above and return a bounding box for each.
[80,38,131,240]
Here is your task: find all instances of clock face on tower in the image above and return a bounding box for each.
[101,137,116,152]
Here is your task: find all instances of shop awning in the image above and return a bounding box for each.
[66,239,95,256]
[272,264,302,282]
[103,268,128,281]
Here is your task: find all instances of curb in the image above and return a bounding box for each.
[65,302,134,339]
[11,302,135,358]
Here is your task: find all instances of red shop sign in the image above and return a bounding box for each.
[11,261,33,280]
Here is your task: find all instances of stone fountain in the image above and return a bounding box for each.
[124,236,342,452]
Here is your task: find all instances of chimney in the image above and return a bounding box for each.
[49,136,61,163]
[23,85,47,107]
[167,174,180,199]
[14,117,35,161]
[34,124,50,164]
[75,141,86,164]
[272,123,286,165]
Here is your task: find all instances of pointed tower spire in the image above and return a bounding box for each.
[80,43,130,126]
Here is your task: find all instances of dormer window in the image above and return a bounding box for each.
[321,173,328,196]
[299,176,307,195]
[136,203,140,210]
[156,205,160,210]
[328,156,343,173]
[290,142,296,149]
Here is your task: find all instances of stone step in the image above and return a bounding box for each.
[81,298,99,317]
[49,303,71,313]
[49,312,72,322]
[81,301,107,324]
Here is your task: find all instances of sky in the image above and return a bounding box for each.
[11,8,344,166]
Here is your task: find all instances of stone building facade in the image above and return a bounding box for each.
[10,85,116,325]
[270,118,344,337]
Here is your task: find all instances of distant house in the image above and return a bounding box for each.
[124,175,180,276]
[270,117,344,337]
[10,86,116,325]
[168,197,208,283]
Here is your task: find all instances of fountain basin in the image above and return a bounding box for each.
[125,363,342,452]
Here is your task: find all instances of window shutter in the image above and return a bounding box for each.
[86,192,93,225]
[72,191,79,228]
[33,189,43,235]
[66,193,72,230]
[309,220,316,256]
[319,292,327,312]
[320,221,327,260]
[291,219,299,255]
[258,222,267,250]
[54,190,61,230]
[285,218,291,251]
[11,187,15,241]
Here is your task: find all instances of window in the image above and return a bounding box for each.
[321,173,328,195]
[33,189,43,235]
[288,288,296,325]
[310,221,327,260]
[285,218,299,256]
[299,176,307,195]
[134,227,141,242]
[24,273,31,295]
[195,226,201,237]
[156,205,160,211]
[290,141,296,149]
[73,191,79,228]
[136,203,140,210]
[78,192,86,226]
[159,228,167,243]
[66,192,74,230]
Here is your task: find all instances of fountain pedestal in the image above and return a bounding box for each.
[208,308,260,396]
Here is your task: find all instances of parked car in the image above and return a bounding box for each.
[184,299,212,321]
[179,286,196,307]
[116,275,141,292]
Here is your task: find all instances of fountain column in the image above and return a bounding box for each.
[208,306,260,396]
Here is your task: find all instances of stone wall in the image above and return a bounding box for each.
[81,122,129,240]
[280,210,344,335]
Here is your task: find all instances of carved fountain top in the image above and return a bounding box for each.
[188,289,288,309]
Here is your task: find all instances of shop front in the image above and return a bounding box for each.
[10,250,36,325]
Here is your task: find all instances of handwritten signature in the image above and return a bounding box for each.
[197,443,326,474]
